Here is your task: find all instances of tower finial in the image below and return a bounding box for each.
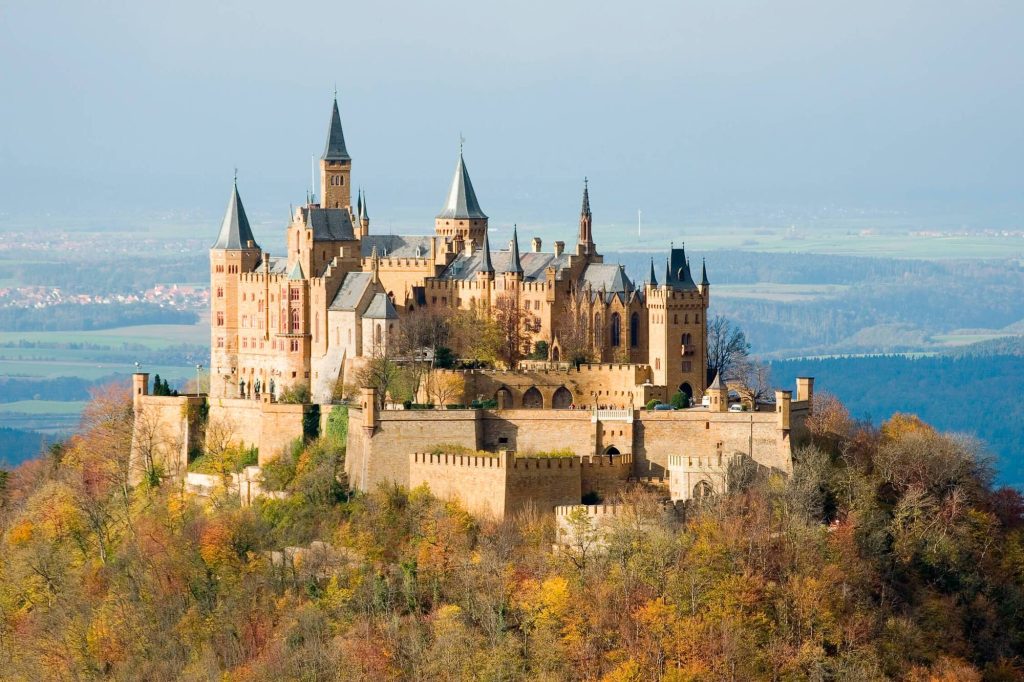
[333,83,337,100]
[233,167,237,185]
[459,132,465,155]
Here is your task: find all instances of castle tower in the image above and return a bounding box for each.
[435,150,488,246]
[504,224,524,283]
[210,179,261,398]
[320,96,352,210]
[577,178,597,257]
[646,244,709,402]
[707,372,728,412]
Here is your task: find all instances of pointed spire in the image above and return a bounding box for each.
[370,244,380,283]
[648,257,658,287]
[212,178,258,250]
[359,189,369,221]
[321,96,351,162]
[701,258,709,287]
[709,372,724,390]
[506,224,523,274]
[437,151,487,220]
[664,257,671,288]
[581,177,591,217]
[356,188,363,217]
[478,228,494,274]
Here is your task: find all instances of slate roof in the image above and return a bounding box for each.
[439,247,571,282]
[329,272,374,311]
[299,206,355,241]
[505,225,523,274]
[321,98,351,162]
[212,182,259,250]
[267,257,289,275]
[581,263,632,293]
[437,153,487,220]
[363,292,398,319]
[288,261,305,280]
[361,234,435,259]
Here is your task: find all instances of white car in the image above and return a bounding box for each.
[728,404,744,412]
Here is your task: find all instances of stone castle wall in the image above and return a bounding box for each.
[131,394,206,480]
[408,451,581,519]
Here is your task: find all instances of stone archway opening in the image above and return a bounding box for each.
[604,445,620,456]
[495,387,512,409]
[551,346,560,362]
[522,387,543,409]
[679,382,693,400]
[552,386,573,409]
[692,479,713,500]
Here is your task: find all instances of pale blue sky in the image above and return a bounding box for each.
[1,0,1022,236]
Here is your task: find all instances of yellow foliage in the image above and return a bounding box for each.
[7,519,34,546]
[881,412,936,442]
[199,521,234,567]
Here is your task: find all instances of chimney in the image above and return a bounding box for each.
[531,237,542,253]
[465,238,475,257]
[553,241,565,257]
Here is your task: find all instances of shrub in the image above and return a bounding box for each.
[645,399,661,410]
[670,391,690,409]
[279,383,311,404]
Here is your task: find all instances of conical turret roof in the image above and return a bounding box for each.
[648,257,658,287]
[478,229,494,273]
[321,97,351,162]
[701,258,709,286]
[212,180,258,250]
[437,153,487,220]
[506,224,523,274]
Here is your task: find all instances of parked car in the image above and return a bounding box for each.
[728,404,744,412]
[654,403,675,411]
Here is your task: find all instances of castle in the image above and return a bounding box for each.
[131,96,815,517]
[209,96,709,407]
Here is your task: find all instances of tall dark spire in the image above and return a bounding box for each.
[664,257,671,288]
[506,224,523,275]
[577,177,595,255]
[701,258,709,287]
[321,97,351,162]
[648,257,658,287]
[437,152,487,220]
[212,179,258,250]
[478,228,494,274]
[359,189,369,221]
[356,188,363,217]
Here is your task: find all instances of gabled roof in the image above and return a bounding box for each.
[288,261,305,280]
[212,181,259,250]
[299,206,355,241]
[321,98,351,162]
[581,263,632,293]
[361,234,435,259]
[437,153,487,220]
[329,271,374,311]
[363,292,398,319]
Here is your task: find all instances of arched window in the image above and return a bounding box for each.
[610,313,621,347]
[693,480,714,501]
[552,386,573,409]
[375,324,382,345]
[291,309,300,333]
[594,313,602,345]
[522,387,543,408]
[630,312,639,347]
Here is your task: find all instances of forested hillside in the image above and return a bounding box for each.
[772,352,1024,486]
[1,387,1023,679]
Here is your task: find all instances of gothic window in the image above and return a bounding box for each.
[630,312,639,347]
[594,313,602,344]
[216,336,224,348]
[610,313,621,347]
[290,288,300,301]
[216,311,224,326]
[375,324,382,345]
[655,358,661,369]
[216,287,223,298]
[682,360,692,372]
[291,309,300,333]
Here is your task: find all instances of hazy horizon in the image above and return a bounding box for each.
[2,0,1023,236]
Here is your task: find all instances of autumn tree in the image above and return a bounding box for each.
[706,314,750,381]
[493,291,536,369]
[427,371,466,407]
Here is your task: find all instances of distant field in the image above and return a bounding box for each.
[0,359,196,380]
[606,225,1024,260]
[713,283,850,302]
[930,332,1022,346]
[0,318,208,349]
